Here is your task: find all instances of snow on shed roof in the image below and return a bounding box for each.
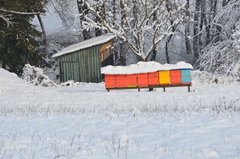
[52,33,115,58]
[101,61,193,75]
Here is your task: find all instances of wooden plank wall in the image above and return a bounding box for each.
[58,45,102,83]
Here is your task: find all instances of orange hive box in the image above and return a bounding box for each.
[170,70,181,85]
[105,74,115,89]
[126,74,137,88]
[115,74,127,88]
[148,72,159,87]
[159,70,170,85]
[137,73,149,88]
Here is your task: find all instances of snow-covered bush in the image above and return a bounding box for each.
[234,23,240,52]
[192,70,238,85]
[232,22,240,76]
[22,64,57,87]
[199,40,238,74]
[198,1,240,77]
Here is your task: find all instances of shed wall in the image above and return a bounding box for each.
[58,44,103,83]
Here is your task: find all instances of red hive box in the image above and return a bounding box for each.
[148,72,159,87]
[137,73,149,87]
[126,74,137,87]
[115,74,127,88]
[104,74,115,89]
[170,70,181,85]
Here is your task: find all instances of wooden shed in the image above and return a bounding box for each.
[52,33,115,83]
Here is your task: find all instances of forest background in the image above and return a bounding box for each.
[0,0,240,81]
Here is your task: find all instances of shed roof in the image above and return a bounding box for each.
[52,33,115,58]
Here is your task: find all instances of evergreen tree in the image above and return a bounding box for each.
[0,0,46,75]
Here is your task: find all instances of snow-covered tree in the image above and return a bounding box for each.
[0,0,47,75]
[198,0,240,76]
[46,0,80,35]
[81,0,186,62]
[232,22,240,76]
[233,23,240,53]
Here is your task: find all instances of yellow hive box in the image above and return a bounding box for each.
[159,70,170,85]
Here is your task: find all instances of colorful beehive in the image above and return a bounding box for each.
[159,71,170,85]
[148,72,159,87]
[137,73,149,87]
[105,74,115,89]
[170,70,181,85]
[126,74,138,87]
[181,69,191,84]
[102,61,193,91]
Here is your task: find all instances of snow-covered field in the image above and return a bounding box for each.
[0,68,240,159]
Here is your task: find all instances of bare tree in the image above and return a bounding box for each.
[82,0,186,62]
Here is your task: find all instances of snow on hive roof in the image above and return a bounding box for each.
[101,61,193,74]
[52,33,115,58]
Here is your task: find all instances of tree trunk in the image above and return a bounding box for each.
[95,0,106,37]
[165,43,170,64]
[203,0,211,45]
[210,0,221,43]
[165,2,176,64]
[132,0,141,62]
[193,0,201,63]
[119,0,126,65]
[112,0,118,65]
[184,0,192,55]
[37,14,47,54]
[150,49,157,61]
[150,2,157,61]
[95,16,102,37]
[77,0,91,40]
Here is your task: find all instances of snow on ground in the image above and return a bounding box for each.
[0,68,240,158]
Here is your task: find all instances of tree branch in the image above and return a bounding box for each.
[0,8,41,15]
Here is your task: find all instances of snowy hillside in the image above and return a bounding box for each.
[0,68,240,159]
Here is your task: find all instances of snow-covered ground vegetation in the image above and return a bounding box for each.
[22,64,57,87]
[0,68,240,159]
